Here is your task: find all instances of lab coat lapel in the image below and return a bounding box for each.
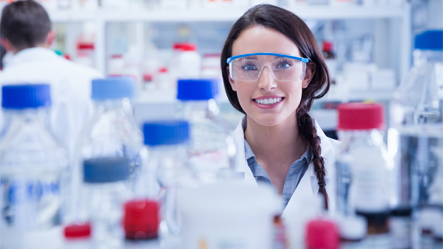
[282,120,338,217]
[233,120,257,187]
[232,118,338,216]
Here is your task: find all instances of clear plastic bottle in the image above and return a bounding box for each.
[337,215,367,249]
[176,78,237,183]
[389,30,443,248]
[141,120,192,249]
[336,102,392,215]
[389,30,443,207]
[83,157,131,249]
[336,102,392,249]
[0,84,67,249]
[177,43,201,79]
[70,76,143,224]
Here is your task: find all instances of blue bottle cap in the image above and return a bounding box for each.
[2,84,51,109]
[91,76,135,100]
[143,120,189,146]
[83,157,130,183]
[414,30,443,51]
[176,78,219,101]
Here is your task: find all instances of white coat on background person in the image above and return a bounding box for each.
[0,1,103,161]
[0,47,103,160]
[232,118,340,218]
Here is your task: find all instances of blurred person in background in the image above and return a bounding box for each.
[221,4,340,216]
[0,0,102,160]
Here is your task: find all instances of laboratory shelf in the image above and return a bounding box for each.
[319,89,395,102]
[50,5,407,23]
[50,10,96,22]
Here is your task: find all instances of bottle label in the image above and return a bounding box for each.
[350,147,390,212]
[1,177,61,230]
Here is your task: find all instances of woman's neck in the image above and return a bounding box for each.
[244,113,307,168]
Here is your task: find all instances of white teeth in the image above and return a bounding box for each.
[255,98,283,105]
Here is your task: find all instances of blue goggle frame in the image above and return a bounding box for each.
[226,52,310,64]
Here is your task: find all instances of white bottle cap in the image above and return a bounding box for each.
[337,215,367,240]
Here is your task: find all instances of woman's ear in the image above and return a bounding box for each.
[227,66,237,91]
[302,62,316,89]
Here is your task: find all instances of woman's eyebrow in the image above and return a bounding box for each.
[243,56,258,60]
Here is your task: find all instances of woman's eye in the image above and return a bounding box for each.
[242,64,257,71]
[276,61,291,69]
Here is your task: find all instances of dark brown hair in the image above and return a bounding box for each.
[220,4,331,209]
[0,0,51,50]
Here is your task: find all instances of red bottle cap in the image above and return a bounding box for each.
[159,67,168,73]
[322,41,333,52]
[64,223,91,239]
[305,219,339,249]
[143,73,153,82]
[337,102,385,130]
[173,42,185,51]
[182,43,197,51]
[123,199,160,240]
[77,42,94,50]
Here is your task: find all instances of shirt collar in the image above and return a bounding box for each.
[242,116,312,164]
[6,47,58,68]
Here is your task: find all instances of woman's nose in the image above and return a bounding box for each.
[258,66,277,91]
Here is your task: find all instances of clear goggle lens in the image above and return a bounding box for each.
[228,54,308,82]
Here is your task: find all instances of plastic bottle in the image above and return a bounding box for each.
[322,41,336,85]
[304,218,340,249]
[337,215,367,249]
[178,183,281,249]
[70,77,143,224]
[336,103,392,248]
[177,43,201,78]
[83,157,131,248]
[336,102,391,214]
[0,84,67,249]
[176,78,237,183]
[389,30,443,207]
[389,30,443,248]
[141,120,192,249]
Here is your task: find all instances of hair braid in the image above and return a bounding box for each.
[298,110,329,210]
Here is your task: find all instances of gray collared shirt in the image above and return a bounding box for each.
[244,138,311,208]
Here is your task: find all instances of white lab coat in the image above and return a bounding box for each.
[0,47,103,160]
[232,118,340,218]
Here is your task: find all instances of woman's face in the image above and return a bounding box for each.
[229,26,314,127]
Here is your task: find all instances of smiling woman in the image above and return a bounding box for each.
[220,4,340,214]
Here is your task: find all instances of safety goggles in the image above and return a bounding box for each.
[227,53,310,82]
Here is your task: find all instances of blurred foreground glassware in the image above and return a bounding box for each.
[176,78,237,183]
[389,30,443,248]
[0,84,67,249]
[142,120,192,249]
[70,76,143,224]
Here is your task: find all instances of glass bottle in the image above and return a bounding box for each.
[71,76,143,224]
[83,157,131,249]
[336,102,392,215]
[176,78,236,183]
[141,120,192,249]
[0,84,67,249]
